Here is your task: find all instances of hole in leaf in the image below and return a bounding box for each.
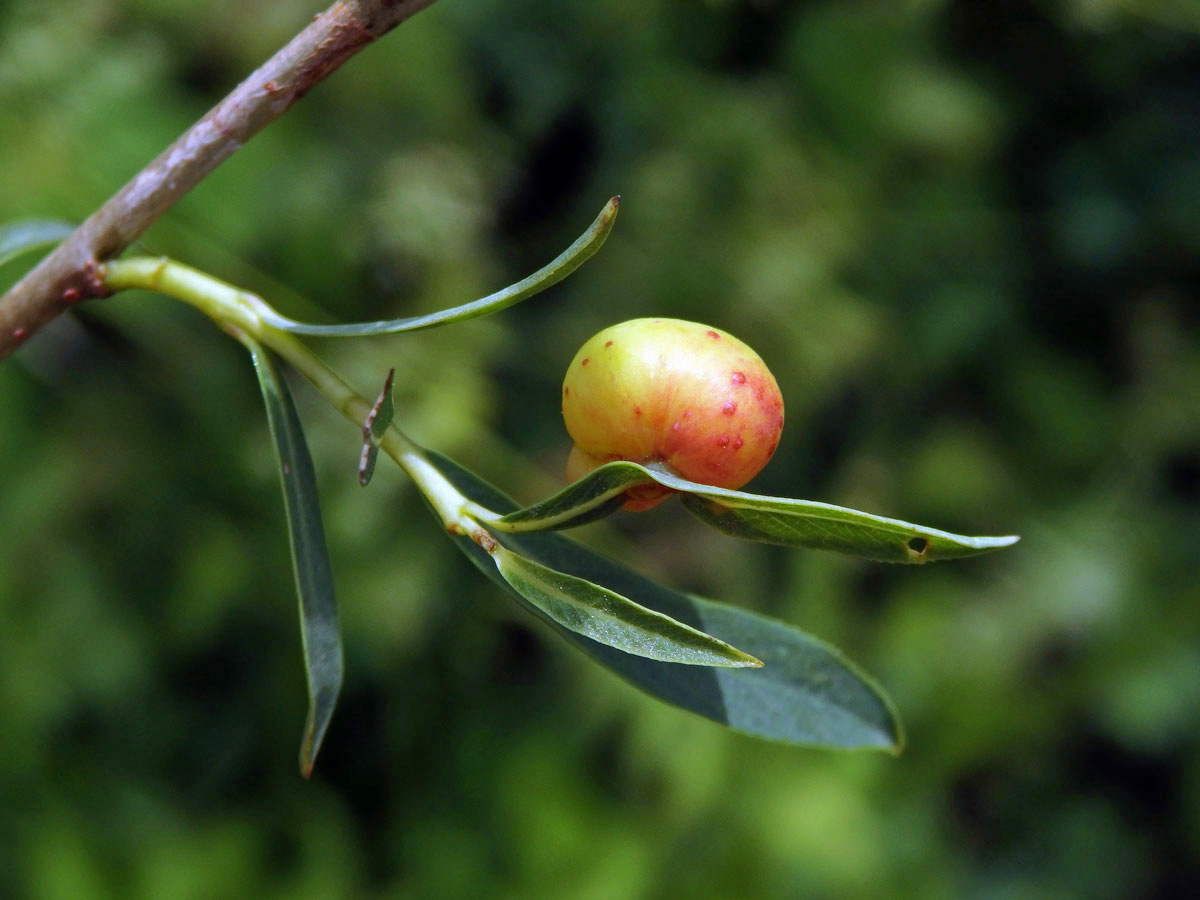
[907,537,928,554]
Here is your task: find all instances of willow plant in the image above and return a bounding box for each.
[0,0,1019,779]
[1,197,1017,777]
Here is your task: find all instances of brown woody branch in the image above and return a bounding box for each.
[0,0,440,361]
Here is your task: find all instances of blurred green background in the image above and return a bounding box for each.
[2,0,1199,897]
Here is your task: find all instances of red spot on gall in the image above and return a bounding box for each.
[716,435,731,448]
[706,330,720,340]
[581,358,590,366]
[605,340,613,347]
[731,372,746,384]
[722,402,737,415]
[634,406,642,416]
[12,327,26,340]
[733,437,744,449]
[62,288,81,304]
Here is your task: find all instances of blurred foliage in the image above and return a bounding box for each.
[2,0,1199,897]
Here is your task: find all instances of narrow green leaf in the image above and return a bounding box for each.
[425,452,904,753]
[496,460,651,530]
[358,367,395,487]
[260,196,620,336]
[676,489,1019,563]
[497,460,1018,564]
[239,334,344,777]
[0,219,75,268]
[494,545,761,668]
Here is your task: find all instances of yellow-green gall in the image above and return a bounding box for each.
[562,318,784,510]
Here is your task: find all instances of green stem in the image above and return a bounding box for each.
[102,256,487,538]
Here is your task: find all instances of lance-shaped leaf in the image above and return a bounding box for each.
[493,545,761,668]
[495,460,651,530]
[239,334,344,777]
[425,451,903,753]
[676,490,1018,563]
[495,460,1018,563]
[259,197,620,336]
[358,367,395,487]
[0,219,76,268]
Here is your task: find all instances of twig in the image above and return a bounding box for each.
[0,0,441,361]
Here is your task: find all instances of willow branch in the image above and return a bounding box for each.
[0,0,440,361]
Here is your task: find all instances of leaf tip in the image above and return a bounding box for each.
[299,732,317,779]
[704,656,764,669]
[600,195,621,225]
[298,701,338,779]
[727,650,764,668]
[977,534,1021,550]
[358,448,376,487]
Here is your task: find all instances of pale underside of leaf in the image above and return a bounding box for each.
[497,460,1018,563]
[493,545,762,668]
[423,451,904,753]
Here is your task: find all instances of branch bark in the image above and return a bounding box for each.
[0,0,441,361]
